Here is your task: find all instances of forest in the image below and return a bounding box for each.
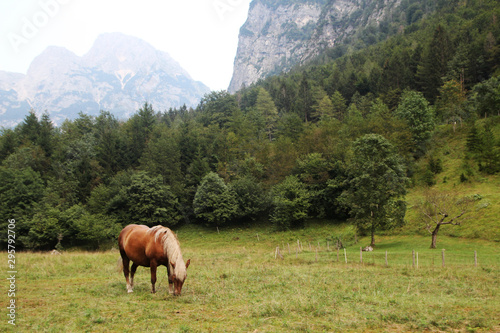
[1,0,499,250]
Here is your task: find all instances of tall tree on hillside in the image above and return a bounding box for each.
[298,73,314,123]
[416,25,453,103]
[312,95,335,121]
[94,111,123,177]
[339,134,408,247]
[395,90,435,156]
[255,87,279,141]
[125,102,157,166]
[19,110,41,144]
[435,79,467,126]
[39,112,54,157]
[331,91,347,121]
[140,125,183,196]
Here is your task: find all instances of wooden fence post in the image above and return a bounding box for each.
[385,251,388,267]
[416,252,419,269]
[442,249,445,267]
[337,247,339,262]
[474,250,477,267]
[412,250,415,268]
[360,247,363,264]
[344,248,347,263]
[275,246,283,260]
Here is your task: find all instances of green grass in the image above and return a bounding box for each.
[2,223,498,332]
[405,121,500,242]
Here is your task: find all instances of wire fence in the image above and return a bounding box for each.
[273,240,499,268]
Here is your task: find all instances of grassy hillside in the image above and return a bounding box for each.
[403,120,500,243]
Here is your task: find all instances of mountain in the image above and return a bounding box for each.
[228,0,403,93]
[0,33,210,127]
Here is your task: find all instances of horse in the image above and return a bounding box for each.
[118,224,190,296]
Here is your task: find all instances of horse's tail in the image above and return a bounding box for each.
[116,257,123,273]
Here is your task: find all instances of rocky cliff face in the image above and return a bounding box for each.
[228,0,402,93]
[0,33,210,127]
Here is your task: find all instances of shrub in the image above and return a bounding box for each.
[270,175,311,230]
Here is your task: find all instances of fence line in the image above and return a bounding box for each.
[273,241,497,267]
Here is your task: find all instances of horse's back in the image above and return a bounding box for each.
[119,224,166,267]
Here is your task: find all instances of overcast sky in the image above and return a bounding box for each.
[0,0,252,91]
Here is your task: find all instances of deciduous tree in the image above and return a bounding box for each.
[193,172,238,226]
[339,134,408,247]
[270,175,311,230]
[420,190,474,248]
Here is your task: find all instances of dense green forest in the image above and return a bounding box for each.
[1,0,499,249]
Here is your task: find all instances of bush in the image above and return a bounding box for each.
[230,176,270,222]
[193,172,238,226]
[270,175,311,230]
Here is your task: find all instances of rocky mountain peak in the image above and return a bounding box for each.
[0,33,210,127]
[229,0,402,93]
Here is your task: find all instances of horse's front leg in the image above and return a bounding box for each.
[150,259,157,293]
[167,264,174,294]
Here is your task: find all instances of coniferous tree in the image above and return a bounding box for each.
[39,112,54,157]
[255,87,279,141]
[19,110,41,144]
[125,102,156,166]
[416,25,453,102]
[298,73,314,123]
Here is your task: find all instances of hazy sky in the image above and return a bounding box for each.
[0,0,252,91]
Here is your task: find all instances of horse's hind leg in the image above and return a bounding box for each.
[121,254,133,293]
[130,263,138,290]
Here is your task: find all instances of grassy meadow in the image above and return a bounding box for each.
[2,223,499,332]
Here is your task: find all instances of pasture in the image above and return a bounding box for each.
[3,223,499,332]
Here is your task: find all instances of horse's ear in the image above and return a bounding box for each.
[186,259,191,269]
[171,261,176,269]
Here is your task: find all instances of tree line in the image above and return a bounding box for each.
[1,0,499,249]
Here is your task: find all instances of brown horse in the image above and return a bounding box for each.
[118,224,190,296]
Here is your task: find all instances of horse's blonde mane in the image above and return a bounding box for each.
[148,225,187,279]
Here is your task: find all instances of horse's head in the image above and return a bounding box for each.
[170,259,190,296]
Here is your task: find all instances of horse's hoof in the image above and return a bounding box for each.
[127,289,133,293]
